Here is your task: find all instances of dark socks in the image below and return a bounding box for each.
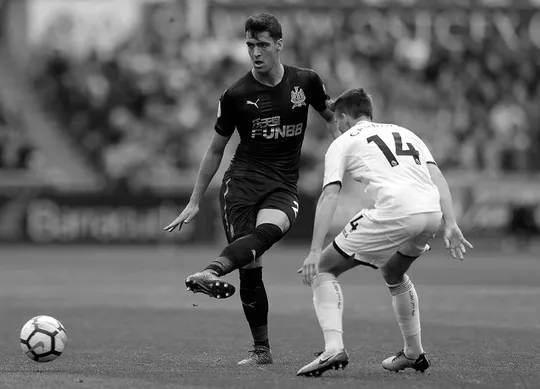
[204,223,283,276]
[239,267,270,349]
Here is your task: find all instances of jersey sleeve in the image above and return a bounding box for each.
[308,70,329,112]
[323,141,347,188]
[214,90,236,137]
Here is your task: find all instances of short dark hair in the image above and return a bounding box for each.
[245,13,283,41]
[330,88,373,120]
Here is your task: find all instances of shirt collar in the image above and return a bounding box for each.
[355,120,371,126]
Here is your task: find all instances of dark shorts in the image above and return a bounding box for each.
[219,175,299,243]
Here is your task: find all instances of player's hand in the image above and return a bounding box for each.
[443,223,473,261]
[298,252,321,286]
[164,202,199,232]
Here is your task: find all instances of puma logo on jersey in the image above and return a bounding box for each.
[247,99,259,108]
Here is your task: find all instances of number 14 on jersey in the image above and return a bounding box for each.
[367,132,420,167]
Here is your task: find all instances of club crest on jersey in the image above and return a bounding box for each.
[291,86,306,109]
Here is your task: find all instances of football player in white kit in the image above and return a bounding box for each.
[296,88,473,377]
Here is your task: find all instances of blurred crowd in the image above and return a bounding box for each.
[0,0,34,171]
[29,6,540,191]
[0,103,34,170]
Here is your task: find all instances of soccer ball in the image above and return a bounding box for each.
[20,315,68,362]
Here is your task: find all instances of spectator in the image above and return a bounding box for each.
[30,6,540,191]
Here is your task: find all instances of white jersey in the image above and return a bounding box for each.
[323,121,441,220]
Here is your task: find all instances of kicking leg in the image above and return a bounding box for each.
[187,209,288,299]
[297,242,358,377]
[210,209,290,275]
[380,252,430,373]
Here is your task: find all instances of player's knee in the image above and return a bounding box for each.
[380,266,405,286]
[318,244,353,277]
[282,218,291,233]
[318,263,342,278]
[252,223,284,251]
[312,272,337,289]
[257,209,290,233]
[381,251,417,285]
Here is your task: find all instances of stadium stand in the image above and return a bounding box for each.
[29,2,540,194]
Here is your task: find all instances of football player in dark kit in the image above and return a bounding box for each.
[165,13,338,365]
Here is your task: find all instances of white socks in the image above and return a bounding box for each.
[387,274,424,358]
[312,272,424,358]
[312,272,344,353]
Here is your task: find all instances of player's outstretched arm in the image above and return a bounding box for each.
[164,132,230,232]
[299,183,341,285]
[427,163,473,260]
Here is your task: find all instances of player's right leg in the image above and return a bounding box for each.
[298,209,394,378]
[234,186,300,366]
[380,212,442,373]
[297,243,359,377]
[235,256,274,366]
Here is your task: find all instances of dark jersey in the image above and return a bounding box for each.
[215,65,328,185]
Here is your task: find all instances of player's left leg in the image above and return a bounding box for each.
[186,179,287,300]
[198,207,288,282]
[380,252,430,373]
[296,243,359,377]
[236,208,290,366]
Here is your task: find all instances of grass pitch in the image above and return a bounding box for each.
[1,244,539,388]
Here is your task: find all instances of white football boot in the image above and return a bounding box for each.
[297,349,349,377]
[382,350,430,373]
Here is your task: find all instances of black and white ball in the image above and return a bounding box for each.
[20,315,68,362]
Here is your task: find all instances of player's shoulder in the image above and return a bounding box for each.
[328,130,353,153]
[382,123,430,148]
[286,64,322,83]
[326,137,345,159]
[392,124,427,144]
[221,71,253,100]
[392,124,416,136]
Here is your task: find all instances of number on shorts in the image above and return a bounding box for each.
[349,215,363,231]
[367,132,420,167]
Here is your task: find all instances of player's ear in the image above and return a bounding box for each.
[275,38,283,52]
[342,112,352,128]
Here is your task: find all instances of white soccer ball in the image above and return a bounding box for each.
[20,315,68,362]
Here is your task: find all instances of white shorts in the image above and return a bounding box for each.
[333,209,443,269]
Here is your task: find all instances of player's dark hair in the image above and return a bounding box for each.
[330,88,373,120]
[245,13,283,41]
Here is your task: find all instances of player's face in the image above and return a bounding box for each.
[246,31,282,74]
